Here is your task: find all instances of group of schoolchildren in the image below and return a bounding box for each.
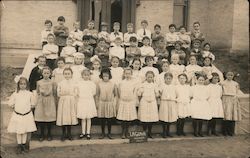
[7,16,242,154]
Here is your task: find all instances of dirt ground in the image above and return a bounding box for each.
[1,135,250,158]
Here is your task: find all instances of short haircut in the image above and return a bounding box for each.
[98,37,106,43]
[88,19,95,23]
[81,68,91,76]
[145,56,154,63]
[47,33,55,38]
[164,72,173,79]
[63,67,73,74]
[142,36,150,41]
[57,16,65,22]
[42,66,52,74]
[179,26,186,30]
[203,42,211,48]
[193,21,200,26]
[169,24,176,29]
[127,23,133,27]
[178,73,188,80]
[175,41,182,46]
[44,20,52,26]
[154,24,161,29]
[129,36,137,42]
[210,72,220,82]
[56,57,66,64]
[110,56,120,62]
[99,67,112,79]
[113,22,120,26]
[141,20,148,25]
[82,35,90,41]
[145,71,154,77]
[195,72,207,80]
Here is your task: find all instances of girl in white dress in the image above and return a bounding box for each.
[117,68,138,139]
[159,72,178,138]
[77,69,97,140]
[57,68,78,141]
[157,59,170,86]
[52,57,66,85]
[221,71,241,136]
[175,73,191,136]
[190,73,212,137]
[169,54,185,85]
[71,52,86,83]
[131,58,142,108]
[202,57,224,83]
[207,72,224,136]
[7,77,37,154]
[185,55,202,85]
[140,56,159,83]
[90,55,101,84]
[137,71,160,138]
[110,56,124,86]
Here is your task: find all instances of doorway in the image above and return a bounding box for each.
[111,0,123,31]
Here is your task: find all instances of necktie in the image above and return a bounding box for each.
[114,32,119,36]
[75,30,78,32]
[143,29,146,35]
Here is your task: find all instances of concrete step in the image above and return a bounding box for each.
[28,136,227,150]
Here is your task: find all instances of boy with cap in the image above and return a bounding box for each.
[123,23,137,48]
[83,20,98,48]
[98,22,110,43]
[190,39,203,66]
[41,19,53,47]
[137,20,151,47]
[78,35,94,69]
[190,21,205,44]
[110,22,123,46]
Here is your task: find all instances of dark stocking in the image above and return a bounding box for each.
[198,120,203,137]
[193,119,198,137]
[148,123,153,138]
[107,118,113,139]
[176,119,181,136]
[162,122,166,138]
[180,118,186,136]
[39,122,45,140]
[166,123,172,137]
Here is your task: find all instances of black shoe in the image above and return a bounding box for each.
[162,133,166,138]
[121,134,126,139]
[22,144,29,153]
[181,132,186,136]
[79,133,85,139]
[86,134,91,140]
[68,135,73,141]
[47,136,52,141]
[167,134,173,138]
[16,145,22,154]
[107,134,113,139]
[39,136,45,142]
[148,133,153,139]
[99,134,105,139]
[61,135,65,141]
[198,132,204,137]
[194,133,198,137]
[212,131,218,136]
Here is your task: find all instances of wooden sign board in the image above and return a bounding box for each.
[129,131,148,143]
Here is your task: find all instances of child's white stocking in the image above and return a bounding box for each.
[81,119,86,134]
[86,118,91,134]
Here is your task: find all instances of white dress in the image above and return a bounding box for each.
[169,64,185,85]
[137,82,159,122]
[117,79,138,121]
[208,84,224,118]
[110,67,123,86]
[52,67,65,84]
[185,64,202,83]
[190,85,212,120]
[90,70,101,84]
[159,84,178,122]
[56,79,78,126]
[71,65,86,83]
[76,80,97,119]
[7,90,37,134]
[176,84,191,118]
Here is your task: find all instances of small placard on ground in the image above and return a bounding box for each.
[129,131,147,143]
